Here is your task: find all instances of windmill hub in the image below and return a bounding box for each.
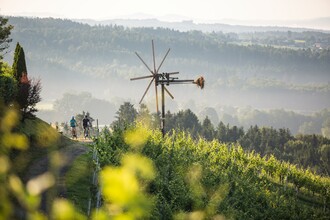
[130,40,204,136]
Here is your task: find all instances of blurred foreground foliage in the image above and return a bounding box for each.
[0,105,160,219]
[1,102,329,219]
[92,123,330,219]
[0,104,86,219]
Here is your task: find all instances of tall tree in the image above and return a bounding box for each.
[319,144,330,175]
[164,110,175,132]
[11,43,41,119]
[111,102,138,129]
[137,103,152,127]
[201,116,215,141]
[12,43,27,81]
[176,109,201,137]
[0,16,13,60]
[13,43,29,115]
[216,121,227,142]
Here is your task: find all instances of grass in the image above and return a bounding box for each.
[12,117,74,180]
[65,152,94,215]
[13,116,93,214]
[18,117,73,149]
[2,110,95,217]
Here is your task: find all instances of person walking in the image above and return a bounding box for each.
[70,116,77,139]
[82,115,91,138]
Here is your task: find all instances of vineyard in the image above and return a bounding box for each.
[89,124,330,219]
[1,106,329,219]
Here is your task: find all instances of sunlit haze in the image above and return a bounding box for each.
[1,0,330,23]
[1,0,330,129]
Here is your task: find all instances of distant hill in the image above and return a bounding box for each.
[4,16,330,128]
[75,17,330,33]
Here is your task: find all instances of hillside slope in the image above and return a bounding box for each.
[4,115,92,218]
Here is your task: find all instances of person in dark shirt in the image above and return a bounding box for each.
[82,115,90,138]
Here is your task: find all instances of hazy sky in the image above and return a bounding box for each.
[1,0,329,22]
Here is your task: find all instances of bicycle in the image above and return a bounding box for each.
[83,126,89,139]
[71,127,77,139]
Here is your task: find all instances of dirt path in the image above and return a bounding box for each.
[56,141,90,196]
[26,140,91,180]
[25,138,93,211]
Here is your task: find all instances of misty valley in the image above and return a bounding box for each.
[3,16,329,136]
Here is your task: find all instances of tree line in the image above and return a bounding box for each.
[111,102,330,175]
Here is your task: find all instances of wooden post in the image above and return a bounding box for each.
[96,119,99,138]
[161,84,165,136]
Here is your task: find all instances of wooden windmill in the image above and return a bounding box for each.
[131,40,205,136]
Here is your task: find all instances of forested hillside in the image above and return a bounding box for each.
[88,124,330,219]
[3,16,330,135]
[7,17,330,77]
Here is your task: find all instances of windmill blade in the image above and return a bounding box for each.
[164,87,174,99]
[155,83,159,113]
[130,75,154,81]
[139,77,155,104]
[152,40,157,73]
[157,48,170,73]
[135,52,153,74]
